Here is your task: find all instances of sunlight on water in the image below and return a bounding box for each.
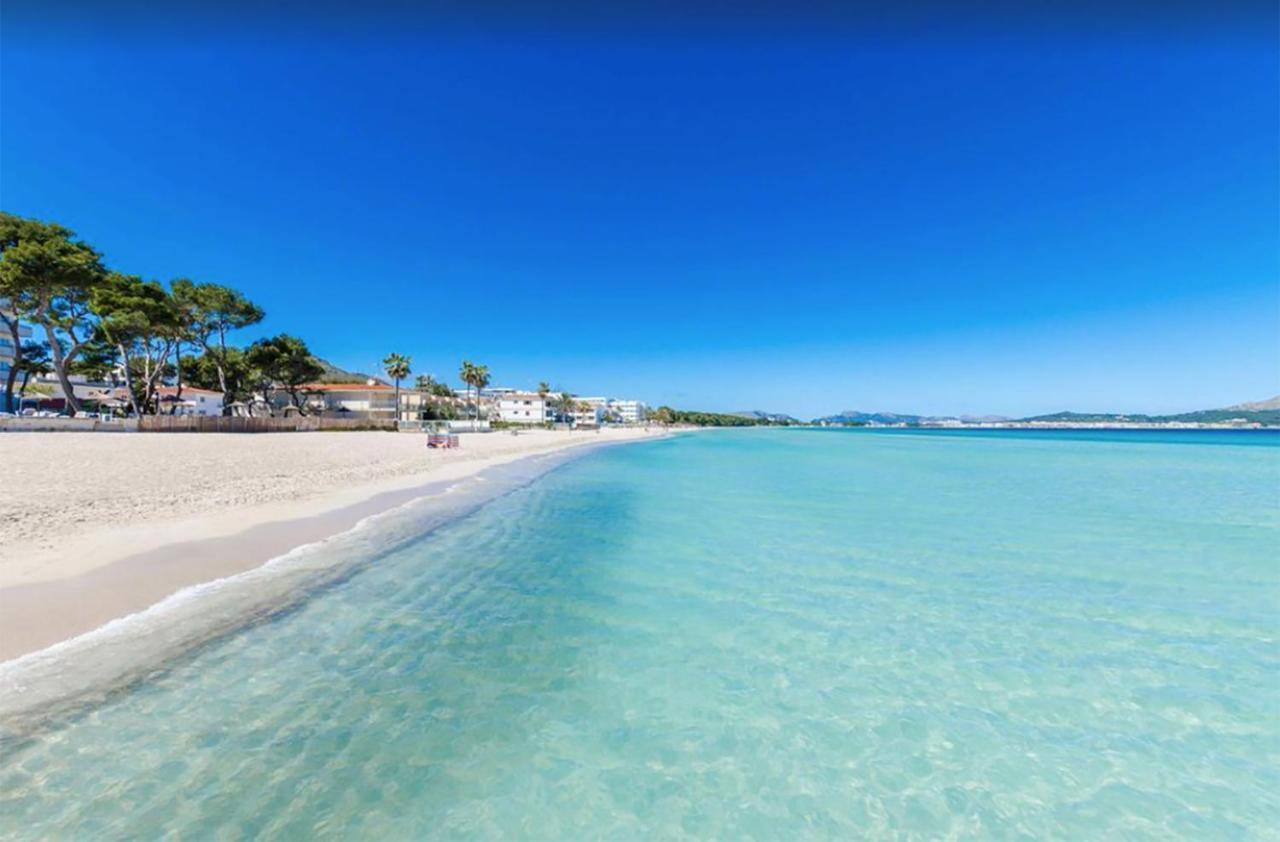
[1,430,1277,838]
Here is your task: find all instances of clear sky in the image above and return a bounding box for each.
[3,3,1276,419]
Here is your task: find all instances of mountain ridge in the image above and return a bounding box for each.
[813,398,1280,426]
[315,358,386,385]
[733,410,801,424]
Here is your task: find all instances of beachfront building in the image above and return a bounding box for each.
[495,392,555,425]
[609,399,648,424]
[296,381,398,420]
[575,396,648,425]
[27,373,120,412]
[399,390,464,423]
[571,404,605,427]
[0,301,33,394]
[155,386,225,416]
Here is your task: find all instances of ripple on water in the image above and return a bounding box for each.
[0,429,1277,838]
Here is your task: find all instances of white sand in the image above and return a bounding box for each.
[0,427,665,660]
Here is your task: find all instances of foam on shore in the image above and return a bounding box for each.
[0,443,607,738]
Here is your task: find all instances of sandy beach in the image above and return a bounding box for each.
[0,427,665,661]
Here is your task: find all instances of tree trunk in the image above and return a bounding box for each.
[117,343,142,417]
[215,326,231,412]
[173,342,184,414]
[44,323,82,414]
[394,379,401,427]
[1,313,20,413]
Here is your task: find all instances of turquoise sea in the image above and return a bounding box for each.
[2,429,1278,838]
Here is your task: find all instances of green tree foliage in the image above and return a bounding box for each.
[70,339,120,383]
[171,279,264,411]
[459,360,490,429]
[383,352,411,422]
[181,346,255,404]
[90,273,181,415]
[412,373,457,420]
[650,406,675,425]
[14,341,51,406]
[246,334,324,414]
[554,389,578,422]
[0,212,105,412]
[656,407,777,427]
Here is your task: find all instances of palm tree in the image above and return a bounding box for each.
[459,360,490,430]
[554,390,577,427]
[472,365,490,428]
[383,352,411,424]
[459,361,476,425]
[577,399,596,428]
[536,382,552,425]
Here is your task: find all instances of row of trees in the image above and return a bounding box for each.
[651,408,784,427]
[379,354,475,424]
[382,355,601,427]
[0,212,339,415]
[4,213,664,424]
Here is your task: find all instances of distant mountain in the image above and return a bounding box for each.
[1022,403,1280,425]
[733,410,801,424]
[1228,396,1280,412]
[812,410,1011,426]
[814,398,1280,426]
[315,358,385,385]
[814,410,923,425]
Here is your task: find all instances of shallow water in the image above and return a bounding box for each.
[2,429,1277,838]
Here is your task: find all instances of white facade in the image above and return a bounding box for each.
[609,399,647,424]
[0,301,34,385]
[571,406,605,427]
[157,386,225,416]
[568,396,647,424]
[496,393,554,425]
[298,382,398,419]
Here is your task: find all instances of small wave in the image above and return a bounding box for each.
[0,442,623,738]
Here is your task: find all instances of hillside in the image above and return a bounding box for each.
[1023,405,1280,425]
[814,399,1280,427]
[732,410,801,424]
[813,411,924,425]
[315,358,385,385]
[1228,396,1280,412]
[813,411,1011,426]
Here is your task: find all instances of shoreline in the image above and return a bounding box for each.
[0,428,668,664]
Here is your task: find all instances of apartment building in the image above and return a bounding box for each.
[609,399,648,424]
[0,300,34,388]
[495,392,555,425]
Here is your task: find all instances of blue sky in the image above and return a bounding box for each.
[3,4,1276,418]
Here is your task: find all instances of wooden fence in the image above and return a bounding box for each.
[138,416,398,433]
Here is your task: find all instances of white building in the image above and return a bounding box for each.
[156,386,225,416]
[568,396,647,425]
[297,381,398,419]
[0,300,34,393]
[608,399,648,424]
[495,392,555,425]
[571,405,605,427]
